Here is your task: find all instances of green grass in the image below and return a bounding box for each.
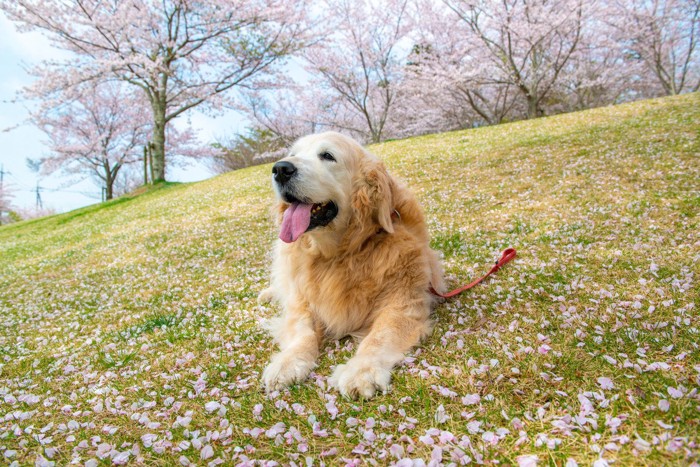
[0,94,698,465]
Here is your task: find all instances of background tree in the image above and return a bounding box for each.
[301,0,411,143]
[401,2,522,130]
[557,14,639,111]
[31,82,150,200]
[442,0,587,119]
[0,182,15,225]
[609,0,700,96]
[1,0,310,182]
[210,127,286,174]
[111,165,144,199]
[244,87,326,145]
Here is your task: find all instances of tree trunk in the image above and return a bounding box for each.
[148,143,155,184]
[103,160,114,200]
[143,146,149,185]
[151,107,167,182]
[526,93,543,119]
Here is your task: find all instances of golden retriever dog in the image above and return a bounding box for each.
[259,131,444,399]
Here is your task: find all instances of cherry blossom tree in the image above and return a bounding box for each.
[442,0,586,119]
[0,184,15,225]
[1,0,310,182]
[31,82,151,200]
[210,127,286,174]
[301,0,412,143]
[557,17,640,111]
[401,2,523,129]
[244,87,327,144]
[609,0,700,96]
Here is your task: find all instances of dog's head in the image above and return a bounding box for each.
[271,132,395,249]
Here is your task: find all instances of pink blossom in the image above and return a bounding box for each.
[325,400,339,419]
[461,394,481,406]
[434,404,449,424]
[205,401,221,412]
[597,377,614,390]
[200,445,214,460]
[390,443,404,459]
[516,454,539,467]
[265,422,286,438]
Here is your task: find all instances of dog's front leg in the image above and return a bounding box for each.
[262,303,320,392]
[329,302,431,399]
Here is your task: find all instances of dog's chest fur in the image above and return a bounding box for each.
[282,231,431,340]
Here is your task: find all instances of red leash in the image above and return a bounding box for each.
[430,248,517,299]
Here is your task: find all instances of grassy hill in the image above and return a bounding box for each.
[1,93,698,465]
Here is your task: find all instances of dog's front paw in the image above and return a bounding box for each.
[257,287,275,304]
[329,358,391,399]
[262,353,315,392]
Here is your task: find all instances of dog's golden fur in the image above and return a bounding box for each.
[260,132,444,398]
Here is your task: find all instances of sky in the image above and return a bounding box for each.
[0,12,246,215]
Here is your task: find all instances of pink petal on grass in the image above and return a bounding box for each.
[200,445,214,460]
[461,394,480,405]
[516,454,539,467]
[325,400,338,419]
[597,377,614,390]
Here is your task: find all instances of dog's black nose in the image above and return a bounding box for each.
[272,161,297,184]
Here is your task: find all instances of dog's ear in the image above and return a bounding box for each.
[352,160,395,234]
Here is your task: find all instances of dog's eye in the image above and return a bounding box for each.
[319,151,336,162]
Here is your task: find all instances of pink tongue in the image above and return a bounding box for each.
[279,202,313,243]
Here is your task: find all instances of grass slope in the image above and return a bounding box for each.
[1,94,698,466]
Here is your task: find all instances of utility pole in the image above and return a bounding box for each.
[35,182,43,210]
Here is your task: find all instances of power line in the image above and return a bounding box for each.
[7,171,105,200]
[7,170,97,196]
[7,172,32,190]
[13,187,100,197]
